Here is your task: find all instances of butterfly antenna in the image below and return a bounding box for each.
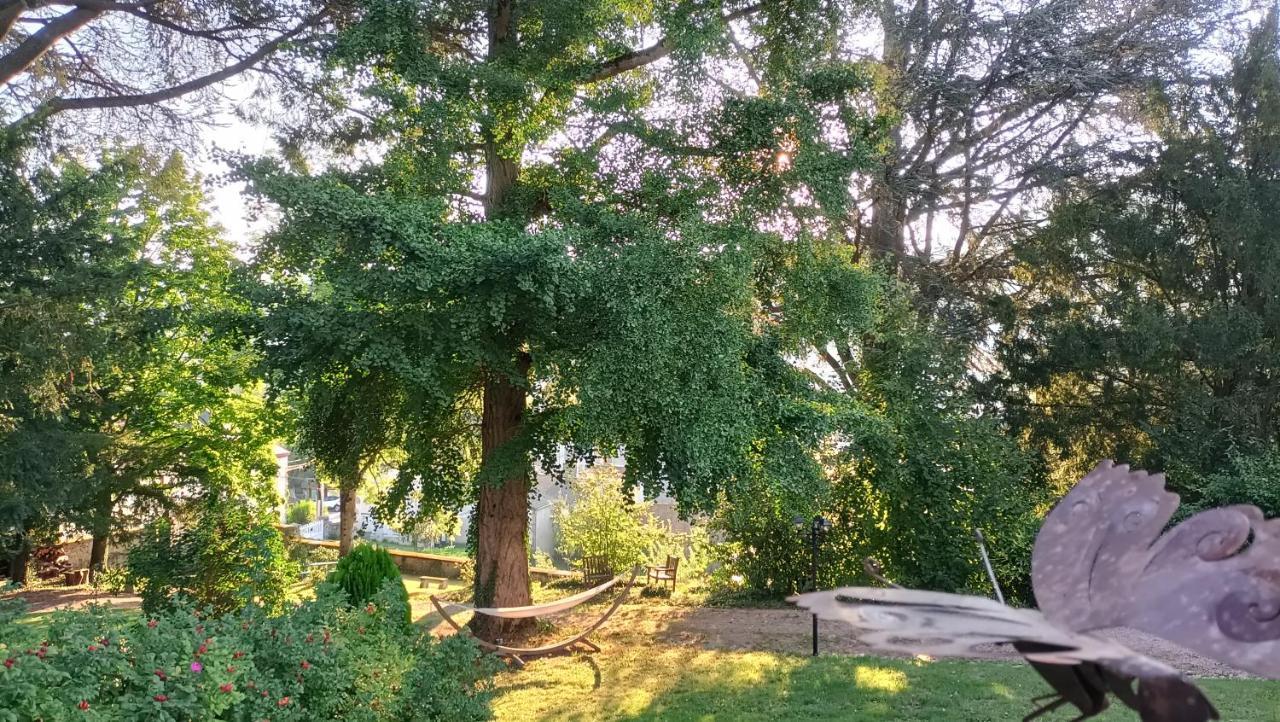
[974,528,1005,605]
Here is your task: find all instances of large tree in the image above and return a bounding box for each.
[995,12,1280,512]
[0,137,275,582]
[245,0,889,640]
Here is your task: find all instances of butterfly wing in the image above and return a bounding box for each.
[1033,460,1280,678]
[792,587,1219,721]
[791,586,1179,676]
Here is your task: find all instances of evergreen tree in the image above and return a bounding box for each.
[997,12,1280,513]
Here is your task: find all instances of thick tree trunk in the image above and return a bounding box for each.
[88,533,108,580]
[87,497,112,581]
[8,533,30,586]
[469,356,534,642]
[338,483,357,556]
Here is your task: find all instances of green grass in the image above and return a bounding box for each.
[491,646,1280,721]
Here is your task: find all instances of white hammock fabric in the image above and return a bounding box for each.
[456,574,621,619]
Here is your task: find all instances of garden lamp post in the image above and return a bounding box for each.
[793,514,831,656]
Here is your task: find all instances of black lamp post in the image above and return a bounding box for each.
[793,514,831,656]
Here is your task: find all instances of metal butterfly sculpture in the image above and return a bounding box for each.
[791,460,1280,722]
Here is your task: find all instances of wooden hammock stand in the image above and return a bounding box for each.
[430,568,638,667]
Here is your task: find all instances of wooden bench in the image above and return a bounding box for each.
[419,575,448,589]
[581,555,613,587]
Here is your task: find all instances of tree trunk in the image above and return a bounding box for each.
[469,355,534,642]
[8,533,30,586]
[338,483,357,556]
[87,497,112,581]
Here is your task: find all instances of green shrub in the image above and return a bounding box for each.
[327,544,409,625]
[127,495,298,615]
[286,500,316,525]
[0,581,497,721]
[92,566,130,595]
[553,468,665,576]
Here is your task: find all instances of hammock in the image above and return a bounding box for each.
[429,568,638,667]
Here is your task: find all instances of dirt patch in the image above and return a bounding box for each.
[2,586,141,615]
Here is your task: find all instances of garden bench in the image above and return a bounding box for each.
[429,568,638,667]
[580,555,613,587]
[419,575,448,589]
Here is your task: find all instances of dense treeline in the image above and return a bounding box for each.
[2,0,1276,618]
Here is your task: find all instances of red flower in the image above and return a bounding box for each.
[260,690,268,698]
[100,637,110,646]
[87,645,98,652]
[146,619,158,628]
[277,696,291,707]
[78,700,90,711]
[219,683,234,693]
[197,644,208,655]
[226,665,236,673]
[233,651,245,659]
[304,634,313,643]
[364,603,376,614]
[3,658,13,668]
[153,694,168,703]
[154,668,167,680]
[35,648,46,659]
[300,660,311,670]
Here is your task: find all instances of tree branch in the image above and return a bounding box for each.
[0,6,102,86]
[581,3,763,84]
[28,11,322,120]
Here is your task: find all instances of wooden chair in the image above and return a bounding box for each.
[646,555,679,593]
[580,555,613,587]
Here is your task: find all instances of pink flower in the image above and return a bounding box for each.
[146,619,157,628]
[190,661,203,673]
[278,696,291,707]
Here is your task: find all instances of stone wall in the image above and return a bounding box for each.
[288,538,575,583]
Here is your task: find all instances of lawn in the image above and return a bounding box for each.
[491,646,1280,722]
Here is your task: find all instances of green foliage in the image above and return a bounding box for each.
[0,133,279,576]
[326,545,409,625]
[998,15,1280,513]
[552,468,663,575]
[717,276,1040,603]
[127,496,297,615]
[287,501,316,525]
[92,566,130,596]
[0,582,496,721]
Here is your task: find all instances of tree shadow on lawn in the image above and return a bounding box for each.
[491,644,1280,722]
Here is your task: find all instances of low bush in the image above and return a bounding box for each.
[0,581,497,721]
[286,500,316,525]
[327,544,409,626]
[126,495,298,615]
